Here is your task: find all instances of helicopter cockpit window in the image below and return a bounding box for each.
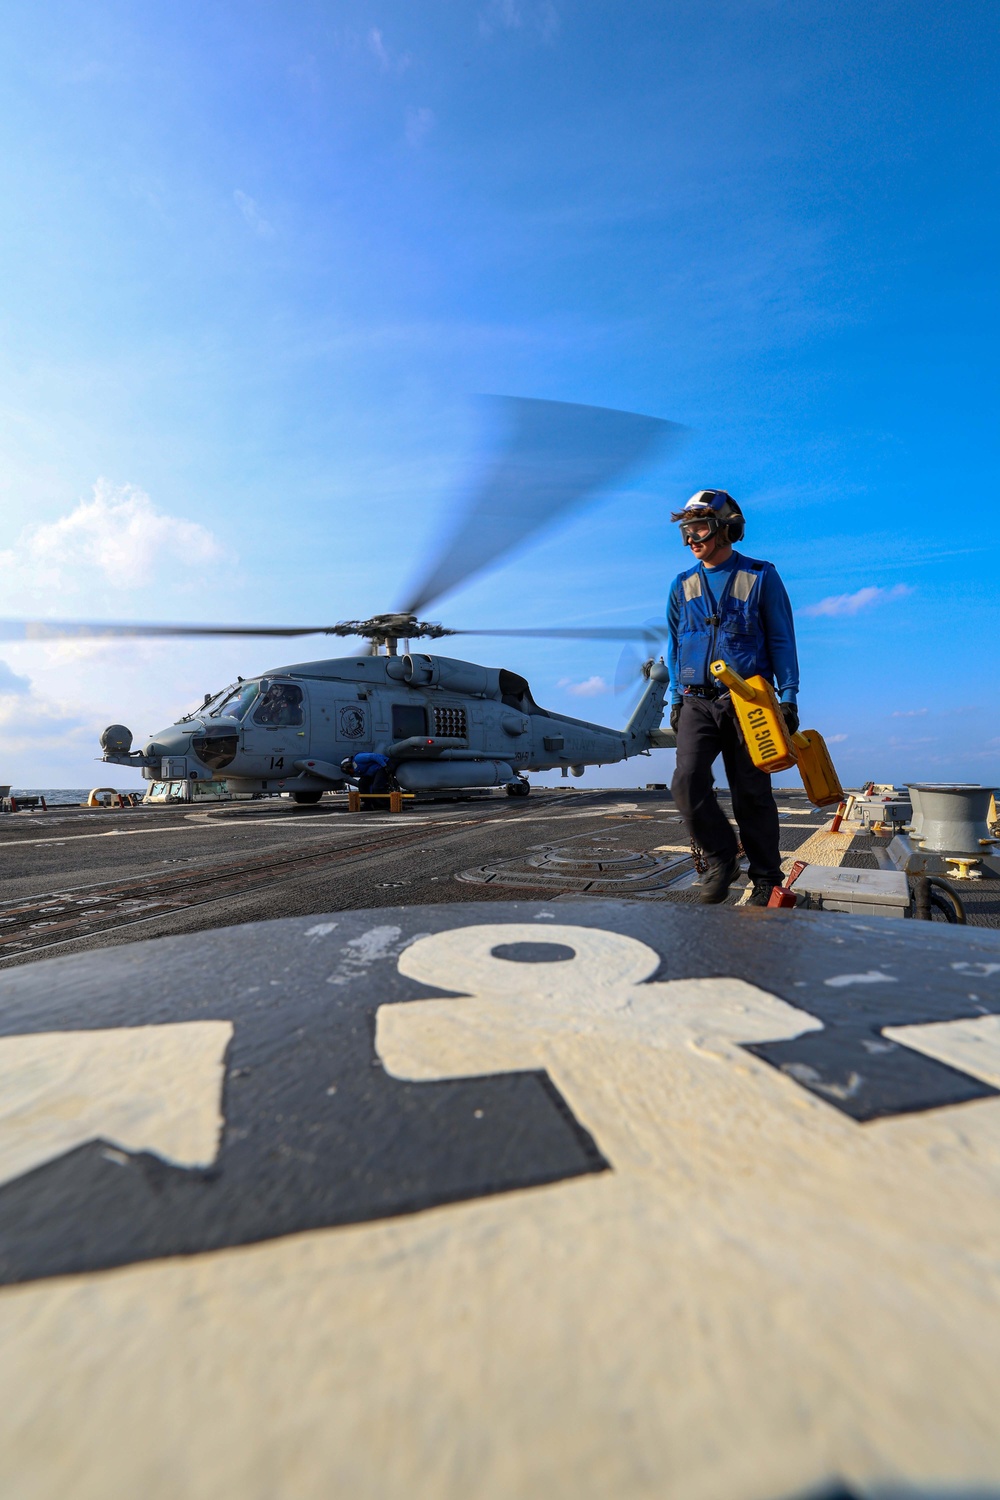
[252,682,304,727]
[212,680,261,721]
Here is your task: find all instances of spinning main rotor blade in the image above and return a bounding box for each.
[2,397,683,650]
[402,395,686,616]
[0,620,668,643]
[450,625,668,643]
[0,622,340,640]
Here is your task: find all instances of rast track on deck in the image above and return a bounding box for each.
[5,786,997,970]
[0,790,643,965]
[0,815,483,964]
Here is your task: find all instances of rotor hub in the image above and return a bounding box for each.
[331,614,456,647]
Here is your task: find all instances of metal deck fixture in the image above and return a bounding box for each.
[907,784,997,856]
[458,835,695,897]
[851,787,911,831]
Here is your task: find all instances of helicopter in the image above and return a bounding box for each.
[3,397,685,803]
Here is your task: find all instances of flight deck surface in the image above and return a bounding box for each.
[4,791,1000,1499]
[3,892,1000,1498]
[2,786,999,969]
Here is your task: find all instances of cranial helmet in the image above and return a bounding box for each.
[340,756,356,775]
[671,489,745,546]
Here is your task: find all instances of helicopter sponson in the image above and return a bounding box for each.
[101,651,672,803]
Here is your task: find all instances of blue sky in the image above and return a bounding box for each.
[0,0,997,788]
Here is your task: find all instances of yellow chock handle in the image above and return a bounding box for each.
[709,659,759,701]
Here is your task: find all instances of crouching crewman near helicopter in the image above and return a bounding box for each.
[340,752,396,808]
[666,490,800,907]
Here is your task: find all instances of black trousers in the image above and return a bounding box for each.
[357,767,391,796]
[357,766,393,808]
[671,694,782,883]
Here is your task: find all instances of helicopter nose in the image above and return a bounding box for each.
[144,726,193,759]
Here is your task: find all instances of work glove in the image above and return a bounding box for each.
[780,702,800,736]
[669,702,682,734]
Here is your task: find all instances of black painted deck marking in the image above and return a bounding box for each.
[1,901,999,1283]
[745,1026,998,1121]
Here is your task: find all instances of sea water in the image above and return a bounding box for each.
[5,790,137,806]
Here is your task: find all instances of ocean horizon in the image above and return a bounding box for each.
[3,789,141,806]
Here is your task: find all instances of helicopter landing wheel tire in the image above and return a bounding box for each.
[292,790,324,805]
[506,781,530,798]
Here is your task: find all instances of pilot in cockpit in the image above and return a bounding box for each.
[253,684,304,727]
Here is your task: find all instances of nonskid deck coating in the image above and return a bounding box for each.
[0,787,998,969]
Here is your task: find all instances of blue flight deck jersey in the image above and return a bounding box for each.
[666,551,799,707]
[352,752,391,775]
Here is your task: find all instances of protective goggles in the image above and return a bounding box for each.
[679,515,722,546]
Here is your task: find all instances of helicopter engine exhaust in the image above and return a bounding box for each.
[402,653,490,696]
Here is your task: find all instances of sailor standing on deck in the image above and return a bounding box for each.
[666,491,800,907]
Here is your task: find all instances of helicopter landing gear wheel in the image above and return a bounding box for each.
[292,790,324,805]
[506,779,530,798]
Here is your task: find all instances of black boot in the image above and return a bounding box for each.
[697,855,741,905]
[747,879,777,907]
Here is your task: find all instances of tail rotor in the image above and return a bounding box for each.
[614,620,669,714]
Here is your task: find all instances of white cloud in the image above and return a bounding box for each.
[0,660,30,695]
[802,583,913,619]
[0,670,88,753]
[405,106,435,147]
[0,697,83,747]
[558,675,609,698]
[0,485,238,784]
[233,189,275,239]
[826,733,848,743]
[892,707,928,717]
[368,27,411,73]
[0,480,225,599]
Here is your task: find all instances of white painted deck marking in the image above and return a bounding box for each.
[0,1022,232,1188]
[5,926,1000,1497]
[0,817,448,851]
[378,923,822,1171]
[823,970,897,988]
[884,1014,1000,1091]
[0,797,642,849]
[0,823,380,849]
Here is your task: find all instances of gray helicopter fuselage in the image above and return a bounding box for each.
[102,651,671,794]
